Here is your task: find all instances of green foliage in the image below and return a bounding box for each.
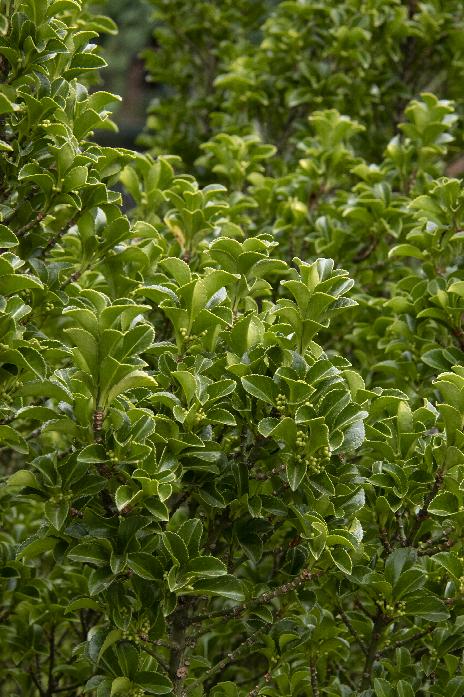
[1,1,464,697]
[142,0,464,164]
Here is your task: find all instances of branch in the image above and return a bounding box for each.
[52,684,82,694]
[186,628,264,693]
[28,666,45,697]
[338,606,368,656]
[39,219,76,257]
[310,656,319,697]
[353,237,378,262]
[140,645,170,675]
[360,611,388,690]
[247,672,272,697]
[395,510,407,546]
[15,212,45,239]
[188,568,321,625]
[379,626,433,655]
[47,625,56,697]
[407,469,444,545]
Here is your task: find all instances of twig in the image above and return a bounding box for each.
[39,219,76,257]
[407,469,444,545]
[15,212,45,239]
[60,267,84,290]
[395,510,407,546]
[379,527,392,554]
[354,237,378,262]
[310,656,319,696]
[188,568,320,625]
[52,684,82,694]
[28,666,45,697]
[338,606,368,656]
[250,462,286,480]
[360,611,388,690]
[379,626,433,654]
[186,629,264,692]
[140,645,170,675]
[247,672,272,697]
[47,625,56,696]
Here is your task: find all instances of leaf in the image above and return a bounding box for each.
[185,556,227,577]
[8,469,39,488]
[373,678,394,697]
[68,542,110,565]
[44,500,69,530]
[111,677,132,696]
[0,425,28,453]
[396,680,415,697]
[127,553,164,580]
[286,459,306,491]
[104,370,158,407]
[98,629,122,662]
[241,374,278,405]
[135,672,173,695]
[433,552,462,579]
[162,531,189,566]
[115,485,142,512]
[404,594,449,622]
[78,444,108,464]
[428,492,459,516]
[0,224,18,247]
[329,547,352,574]
[0,91,15,114]
[388,244,424,259]
[192,575,245,601]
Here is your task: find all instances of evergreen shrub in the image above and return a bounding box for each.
[1,1,464,696]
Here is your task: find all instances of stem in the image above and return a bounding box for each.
[380,626,433,654]
[141,645,170,674]
[338,606,368,656]
[360,611,387,690]
[186,629,264,693]
[169,601,189,696]
[15,212,45,238]
[52,684,82,694]
[189,568,320,624]
[407,469,444,545]
[395,510,407,546]
[310,656,319,696]
[47,625,56,697]
[29,666,45,697]
[39,219,76,257]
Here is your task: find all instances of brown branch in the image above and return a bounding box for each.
[189,568,321,625]
[60,267,84,290]
[379,626,433,655]
[338,606,368,656]
[52,684,82,694]
[360,611,388,690]
[186,629,265,693]
[28,666,45,697]
[250,462,286,481]
[15,212,45,239]
[47,625,56,697]
[407,469,444,545]
[395,510,407,546]
[140,645,170,675]
[39,219,76,257]
[310,656,320,696]
[353,237,378,262]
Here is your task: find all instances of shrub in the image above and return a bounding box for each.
[1,2,464,697]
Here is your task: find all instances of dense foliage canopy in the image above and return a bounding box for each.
[1,1,464,696]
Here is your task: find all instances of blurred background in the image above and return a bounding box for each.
[92,0,156,149]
